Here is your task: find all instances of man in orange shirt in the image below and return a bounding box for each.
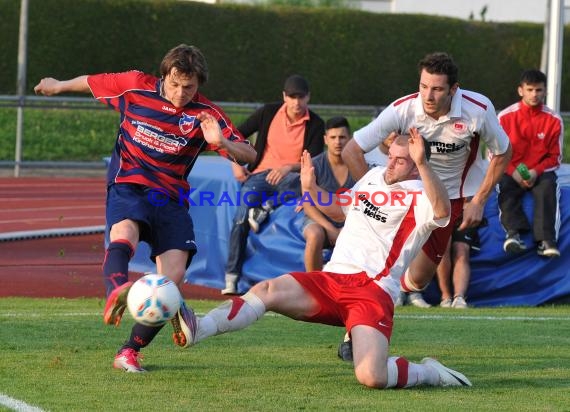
[223,75,325,294]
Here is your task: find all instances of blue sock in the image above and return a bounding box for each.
[103,240,133,297]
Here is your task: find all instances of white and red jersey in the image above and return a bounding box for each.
[354,88,510,200]
[87,71,247,202]
[324,167,449,301]
[498,101,563,176]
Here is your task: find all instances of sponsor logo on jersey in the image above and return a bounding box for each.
[453,122,467,132]
[179,113,197,134]
[537,132,545,140]
[162,105,176,113]
[358,193,388,222]
[430,141,465,153]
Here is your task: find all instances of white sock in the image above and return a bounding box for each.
[385,357,439,388]
[195,292,266,343]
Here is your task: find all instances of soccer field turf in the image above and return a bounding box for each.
[1,298,569,411]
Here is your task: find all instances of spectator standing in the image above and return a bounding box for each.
[223,75,325,294]
[497,69,563,257]
[34,44,256,372]
[301,116,356,271]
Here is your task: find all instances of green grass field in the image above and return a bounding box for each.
[1,298,569,411]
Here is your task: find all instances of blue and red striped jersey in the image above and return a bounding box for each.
[87,70,247,203]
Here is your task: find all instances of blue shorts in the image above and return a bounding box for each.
[106,184,197,266]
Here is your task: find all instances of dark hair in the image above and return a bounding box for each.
[325,116,350,132]
[160,44,208,85]
[520,69,547,86]
[418,52,459,87]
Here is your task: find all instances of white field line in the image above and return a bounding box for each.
[1,311,570,322]
[0,393,46,412]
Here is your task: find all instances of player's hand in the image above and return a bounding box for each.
[197,112,223,146]
[458,199,484,230]
[408,127,426,166]
[34,78,60,96]
[300,150,316,191]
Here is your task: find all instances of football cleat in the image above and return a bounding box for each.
[103,281,133,326]
[421,357,472,387]
[408,292,431,308]
[113,348,146,373]
[171,301,198,348]
[337,339,353,362]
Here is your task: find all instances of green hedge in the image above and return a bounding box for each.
[1,0,569,110]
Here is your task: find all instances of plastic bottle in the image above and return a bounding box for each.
[516,163,531,180]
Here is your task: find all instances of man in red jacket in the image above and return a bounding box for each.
[497,69,564,257]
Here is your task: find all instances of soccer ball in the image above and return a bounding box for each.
[127,274,182,327]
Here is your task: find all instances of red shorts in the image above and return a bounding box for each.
[289,271,395,340]
[421,198,464,264]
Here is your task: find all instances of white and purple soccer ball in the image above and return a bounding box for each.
[127,274,182,327]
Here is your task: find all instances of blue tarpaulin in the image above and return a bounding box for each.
[129,156,570,307]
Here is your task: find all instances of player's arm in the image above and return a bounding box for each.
[198,112,257,164]
[34,75,91,96]
[408,128,450,220]
[300,151,345,223]
[461,144,511,228]
[343,106,399,181]
[341,139,369,182]
[302,200,342,241]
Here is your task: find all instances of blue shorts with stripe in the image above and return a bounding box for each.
[106,183,197,267]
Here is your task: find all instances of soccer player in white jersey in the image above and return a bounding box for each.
[342,52,512,308]
[175,129,473,389]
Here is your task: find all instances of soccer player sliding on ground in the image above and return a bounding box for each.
[177,129,472,389]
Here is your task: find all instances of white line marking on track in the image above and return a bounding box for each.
[0,393,46,412]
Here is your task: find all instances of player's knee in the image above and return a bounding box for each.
[250,279,272,298]
[354,365,388,389]
[402,270,429,293]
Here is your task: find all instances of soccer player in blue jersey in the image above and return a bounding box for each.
[34,44,256,372]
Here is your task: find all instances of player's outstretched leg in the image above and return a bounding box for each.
[173,292,266,348]
[103,281,133,326]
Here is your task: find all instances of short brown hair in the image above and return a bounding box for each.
[160,44,209,85]
[393,134,431,162]
[418,52,459,87]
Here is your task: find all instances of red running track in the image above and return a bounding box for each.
[0,177,223,300]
